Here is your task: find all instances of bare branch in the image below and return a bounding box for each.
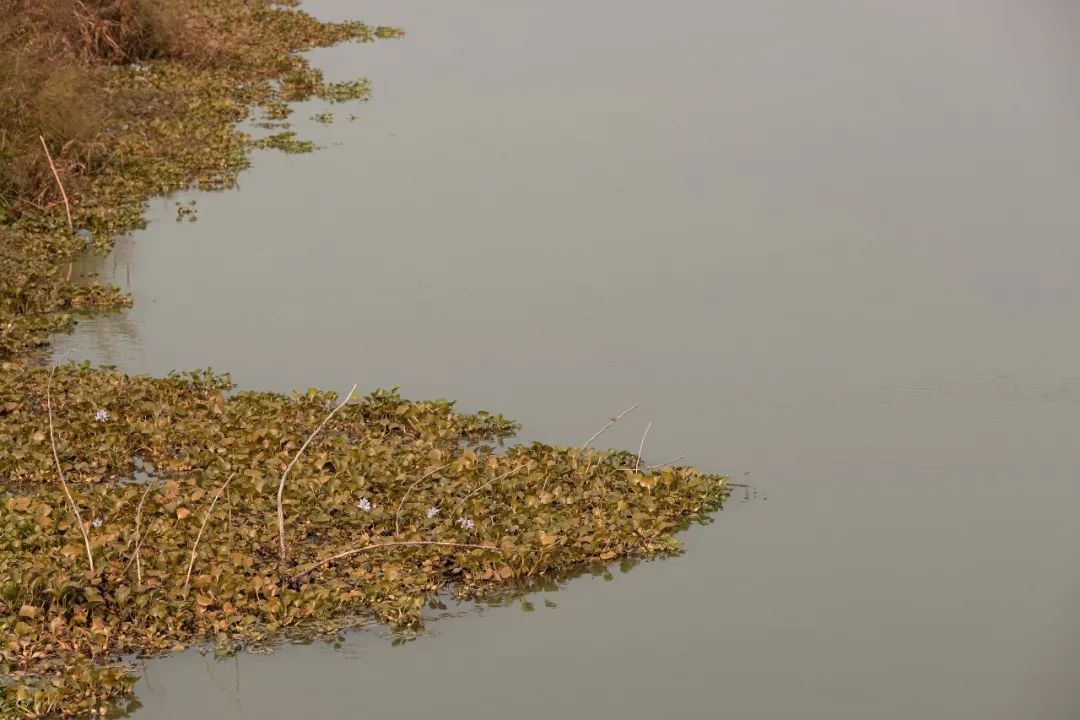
[39,135,73,232]
[184,474,235,588]
[276,384,357,563]
[394,461,452,534]
[291,540,499,582]
[581,403,639,450]
[47,352,94,572]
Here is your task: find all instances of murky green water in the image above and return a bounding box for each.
[52,1,1080,718]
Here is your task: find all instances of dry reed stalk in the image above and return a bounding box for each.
[581,403,639,450]
[394,461,453,534]
[184,474,234,588]
[458,463,529,506]
[276,384,357,563]
[39,135,73,231]
[46,352,94,572]
[645,456,683,471]
[634,422,652,472]
[291,540,499,582]
[131,482,154,587]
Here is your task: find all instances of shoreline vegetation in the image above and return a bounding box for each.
[1,0,396,358]
[0,2,730,716]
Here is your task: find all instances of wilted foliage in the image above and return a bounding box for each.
[0,363,729,714]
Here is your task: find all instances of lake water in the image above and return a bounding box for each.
[51,1,1080,718]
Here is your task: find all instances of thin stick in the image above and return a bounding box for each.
[47,352,94,572]
[276,384,357,563]
[184,474,234,588]
[634,422,652,472]
[39,135,73,232]
[581,403,639,450]
[645,456,683,471]
[291,540,498,582]
[395,461,452,534]
[457,463,528,506]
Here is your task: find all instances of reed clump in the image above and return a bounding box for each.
[0,0,400,359]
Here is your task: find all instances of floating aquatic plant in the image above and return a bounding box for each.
[0,362,728,716]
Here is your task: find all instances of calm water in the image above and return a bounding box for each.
[53,1,1080,718]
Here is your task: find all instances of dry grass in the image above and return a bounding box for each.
[0,0,285,208]
[0,0,165,205]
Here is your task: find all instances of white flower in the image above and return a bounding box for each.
[94,409,109,423]
[356,497,372,512]
[91,518,103,528]
[426,507,439,519]
[458,517,475,531]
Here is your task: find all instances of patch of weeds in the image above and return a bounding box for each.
[319,79,370,104]
[174,200,197,222]
[253,131,315,154]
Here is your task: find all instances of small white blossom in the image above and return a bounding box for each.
[94,409,109,423]
[426,507,439,519]
[458,517,475,531]
[91,518,103,528]
[356,497,372,512]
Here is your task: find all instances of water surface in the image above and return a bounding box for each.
[53,1,1080,718]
